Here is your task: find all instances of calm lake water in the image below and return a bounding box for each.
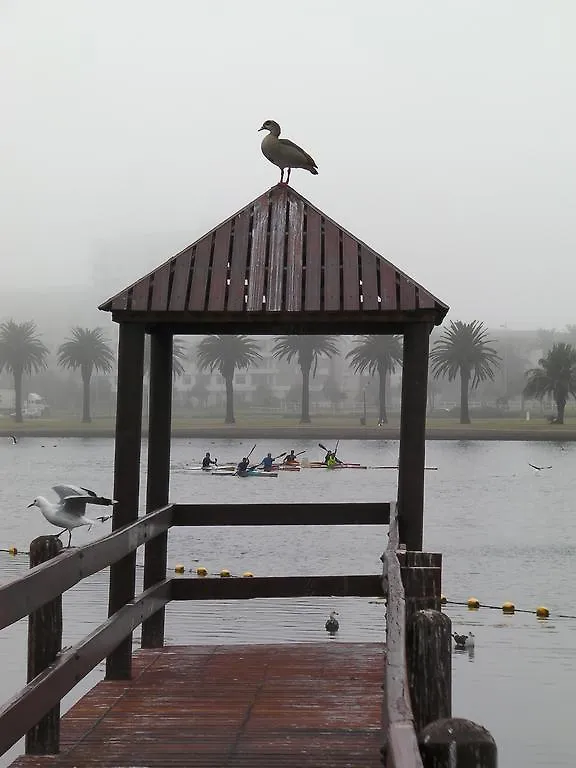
[0,436,575,767]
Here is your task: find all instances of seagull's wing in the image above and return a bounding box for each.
[52,484,87,500]
[60,496,90,516]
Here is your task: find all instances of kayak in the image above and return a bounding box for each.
[212,470,278,478]
[272,464,301,472]
[304,462,367,469]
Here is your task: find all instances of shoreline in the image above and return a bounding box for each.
[2,425,576,441]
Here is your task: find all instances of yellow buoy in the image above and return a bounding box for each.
[8,546,18,556]
[220,569,231,578]
[536,606,550,619]
[243,571,254,578]
[502,601,515,615]
[174,564,185,574]
[196,566,208,577]
[440,594,447,605]
[467,597,480,610]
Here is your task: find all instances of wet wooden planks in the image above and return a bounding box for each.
[10,643,385,767]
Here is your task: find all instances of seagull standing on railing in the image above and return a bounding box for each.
[27,484,116,547]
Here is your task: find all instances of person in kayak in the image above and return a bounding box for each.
[201,452,217,469]
[237,457,250,473]
[324,451,343,466]
[261,453,274,471]
[283,450,298,464]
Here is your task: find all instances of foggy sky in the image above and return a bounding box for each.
[1,1,575,330]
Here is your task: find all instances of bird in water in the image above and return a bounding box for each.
[8,434,17,445]
[325,610,339,634]
[28,484,116,547]
[452,631,475,650]
[259,120,318,184]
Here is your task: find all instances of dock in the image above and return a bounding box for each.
[10,644,384,767]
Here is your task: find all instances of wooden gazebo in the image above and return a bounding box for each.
[99,182,448,678]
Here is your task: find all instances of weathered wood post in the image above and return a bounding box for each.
[26,535,63,754]
[419,718,497,767]
[406,609,452,733]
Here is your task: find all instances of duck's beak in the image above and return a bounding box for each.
[258,125,266,131]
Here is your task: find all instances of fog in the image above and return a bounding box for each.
[1,1,575,333]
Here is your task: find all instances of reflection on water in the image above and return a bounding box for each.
[1,436,576,767]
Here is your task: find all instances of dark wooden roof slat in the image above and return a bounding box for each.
[286,196,304,311]
[246,198,269,311]
[399,278,417,311]
[304,208,322,311]
[323,219,341,311]
[342,233,360,311]
[208,220,232,312]
[417,288,436,310]
[131,276,151,311]
[187,235,212,312]
[111,293,129,311]
[378,263,398,311]
[169,247,193,311]
[266,192,288,312]
[150,262,172,311]
[226,210,251,312]
[360,247,379,311]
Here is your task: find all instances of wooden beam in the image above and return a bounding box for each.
[171,574,384,601]
[172,502,390,526]
[0,581,170,757]
[397,323,432,551]
[142,331,173,648]
[106,322,145,680]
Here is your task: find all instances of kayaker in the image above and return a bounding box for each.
[261,453,274,471]
[284,450,298,464]
[237,457,250,473]
[201,452,217,469]
[326,453,338,468]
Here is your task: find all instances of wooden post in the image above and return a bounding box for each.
[406,609,452,733]
[26,536,63,754]
[419,718,497,767]
[106,322,145,680]
[142,330,173,648]
[397,322,431,551]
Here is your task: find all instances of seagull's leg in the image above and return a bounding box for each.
[67,530,72,548]
[55,528,67,539]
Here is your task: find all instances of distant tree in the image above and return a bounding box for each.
[252,382,278,408]
[564,325,576,347]
[143,336,188,378]
[322,376,347,410]
[190,372,210,409]
[430,320,501,424]
[0,320,49,422]
[196,335,262,423]
[57,327,115,423]
[272,336,339,423]
[536,328,557,355]
[524,343,576,424]
[346,335,402,424]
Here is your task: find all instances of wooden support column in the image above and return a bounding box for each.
[26,536,63,755]
[397,322,431,551]
[142,330,173,648]
[106,322,145,680]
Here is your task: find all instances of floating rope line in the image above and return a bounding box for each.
[444,599,576,621]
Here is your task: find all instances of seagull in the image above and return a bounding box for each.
[529,463,552,471]
[325,610,339,634]
[259,120,318,184]
[453,631,475,650]
[28,484,116,547]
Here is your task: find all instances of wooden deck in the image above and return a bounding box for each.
[10,643,385,767]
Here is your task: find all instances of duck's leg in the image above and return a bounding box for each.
[279,168,285,183]
[286,168,291,184]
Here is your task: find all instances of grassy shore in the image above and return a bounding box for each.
[1,416,576,441]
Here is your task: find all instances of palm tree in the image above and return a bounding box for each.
[346,335,403,424]
[272,335,339,423]
[0,320,49,422]
[524,343,576,424]
[430,320,501,424]
[196,335,262,423]
[143,336,188,377]
[57,327,115,423]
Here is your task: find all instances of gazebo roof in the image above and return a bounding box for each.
[99,184,448,334]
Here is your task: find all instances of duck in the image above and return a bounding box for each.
[452,631,475,650]
[258,120,318,184]
[325,610,339,633]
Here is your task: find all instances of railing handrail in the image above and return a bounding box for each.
[383,503,424,768]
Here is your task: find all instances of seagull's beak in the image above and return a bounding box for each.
[27,502,35,508]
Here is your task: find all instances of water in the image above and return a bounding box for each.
[1,436,575,767]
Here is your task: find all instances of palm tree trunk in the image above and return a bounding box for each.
[224,375,235,424]
[460,369,471,424]
[13,368,23,423]
[300,365,311,423]
[81,368,92,423]
[557,398,566,424]
[378,370,388,423]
